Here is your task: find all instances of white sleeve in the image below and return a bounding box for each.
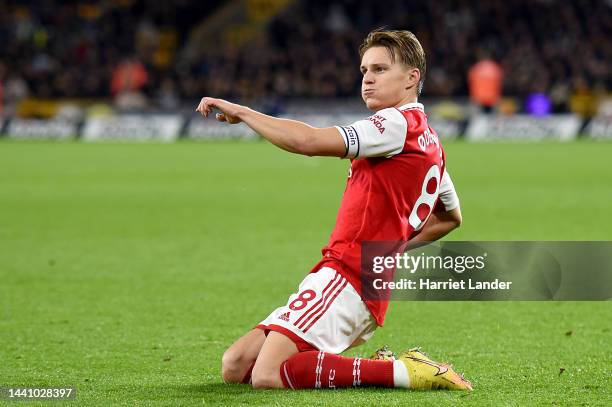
[439,170,460,211]
[334,108,407,159]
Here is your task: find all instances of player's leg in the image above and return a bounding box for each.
[252,316,398,390]
[281,350,395,389]
[281,348,472,390]
[228,268,329,386]
[251,266,392,389]
[250,266,472,390]
[221,329,266,383]
[251,331,298,389]
[250,331,394,390]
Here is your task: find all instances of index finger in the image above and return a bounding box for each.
[197,97,214,117]
[196,97,208,112]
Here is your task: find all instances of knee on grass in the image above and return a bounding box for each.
[221,348,250,383]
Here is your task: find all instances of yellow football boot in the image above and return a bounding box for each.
[398,348,472,390]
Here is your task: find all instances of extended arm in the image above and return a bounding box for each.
[196,97,346,157]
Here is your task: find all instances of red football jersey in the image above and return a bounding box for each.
[310,103,458,326]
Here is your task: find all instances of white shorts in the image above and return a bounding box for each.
[257,267,377,354]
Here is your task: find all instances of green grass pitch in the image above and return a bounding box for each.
[0,139,610,406]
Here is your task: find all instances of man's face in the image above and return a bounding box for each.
[360,46,415,111]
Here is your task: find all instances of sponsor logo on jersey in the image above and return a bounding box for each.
[278,311,291,322]
[368,114,387,134]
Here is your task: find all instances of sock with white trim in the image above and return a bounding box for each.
[280,351,394,389]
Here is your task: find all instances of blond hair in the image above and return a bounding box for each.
[359,29,427,95]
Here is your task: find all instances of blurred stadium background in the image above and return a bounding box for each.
[0,0,610,140]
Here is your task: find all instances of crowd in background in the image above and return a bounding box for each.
[0,0,223,113]
[200,0,609,114]
[0,0,609,115]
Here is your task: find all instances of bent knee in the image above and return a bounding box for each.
[221,349,249,383]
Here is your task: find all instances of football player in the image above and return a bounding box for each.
[197,29,470,391]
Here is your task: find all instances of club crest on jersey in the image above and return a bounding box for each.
[368,114,386,134]
[417,128,439,151]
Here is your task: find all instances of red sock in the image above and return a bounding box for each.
[280,351,394,389]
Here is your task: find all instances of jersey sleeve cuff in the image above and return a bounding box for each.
[440,195,460,211]
[335,126,359,158]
